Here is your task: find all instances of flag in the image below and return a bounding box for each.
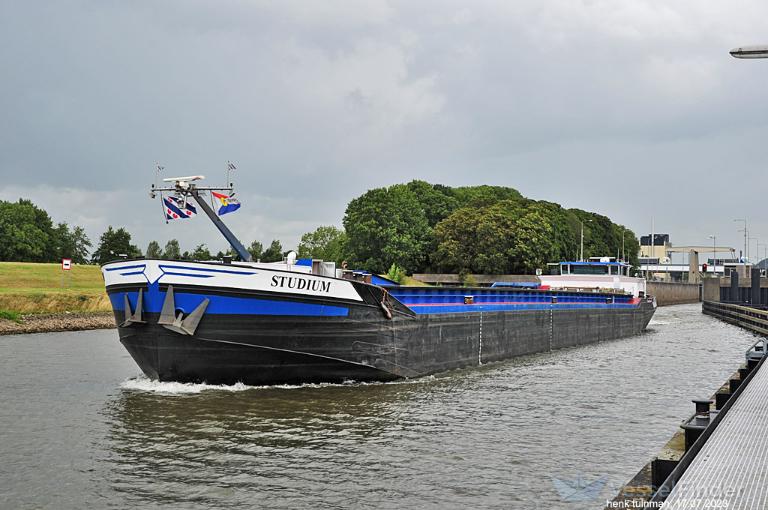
[211,191,241,216]
[227,161,237,171]
[164,196,197,220]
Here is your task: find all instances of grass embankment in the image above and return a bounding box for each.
[400,275,430,287]
[0,263,429,315]
[0,262,110,314]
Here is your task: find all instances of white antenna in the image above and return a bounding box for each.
[154,163,164,193]
[226,161,236,191]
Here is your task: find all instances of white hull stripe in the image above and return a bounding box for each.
[102,260,363,302]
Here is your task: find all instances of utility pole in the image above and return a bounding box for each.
[750,236,759,264]
[648,218,655,282]
[734,218,747,262]
[621,228,626,262]
[579,219,592,262]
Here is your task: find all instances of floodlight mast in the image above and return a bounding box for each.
[151,175,252,262]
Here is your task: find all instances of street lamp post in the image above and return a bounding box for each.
[709,235,716,276]
[579,219,592,262]
[750,237,759,264]
[621,229,626,262]
[731,46,768,59]
[731,46,767,266]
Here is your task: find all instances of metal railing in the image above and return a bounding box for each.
[703,301,768,336]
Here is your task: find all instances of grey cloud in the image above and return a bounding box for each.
[1,1,768,257]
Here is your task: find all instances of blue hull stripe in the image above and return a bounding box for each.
[111,290,349,317]
[158,264,257,276]
[161,272,214,278]
[409,302,639,314]
[104,264,146,272]
[110,288,639,318]
[390,291,635,305]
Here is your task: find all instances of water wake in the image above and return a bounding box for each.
[119,375,424,394]
[120,375,253,394]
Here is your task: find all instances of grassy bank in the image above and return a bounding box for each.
[0,262,110,314]
[400,275,430,287]
[0,262,430,315]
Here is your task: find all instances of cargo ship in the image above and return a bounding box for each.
[102,174,656,385]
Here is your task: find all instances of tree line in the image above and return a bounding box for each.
[0,199,290,265]
[88,230,290,265]
[301,180,641,275]
[2,182,640,276]
[0,199,91,264]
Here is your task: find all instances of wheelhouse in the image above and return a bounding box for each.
[549,259,632,277]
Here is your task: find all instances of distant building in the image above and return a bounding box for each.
[639,233,670,262]
[637,233,739,282]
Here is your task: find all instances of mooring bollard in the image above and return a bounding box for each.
[681,399,713,450]
[693,399,711,416]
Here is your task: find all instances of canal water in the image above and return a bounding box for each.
[0,304,759,509]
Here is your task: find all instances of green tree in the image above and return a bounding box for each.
[91,226,141,264]
[343,184,431,273]
[531,201,579,263]
[52,223,91,264]
[163,239,181,260]
[565,209,639,265]
[386,263,406,284]
[51,223,70,261]
[215,248,237,260]
[434,200,556,274]
[451,185,523,208]
[261,240,284,262]
[620,227,640,267]
[339,181,641,275]
[248,241,263,261]
[0,199,56,262]
[146,240,162,259]
[68,226,92,264]
[404,180,459,227]
[297,226,347,262]
[191,244,212,260]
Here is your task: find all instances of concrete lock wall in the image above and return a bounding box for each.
[702,278,722,302]
[647,282,701,306]
[703,276,768,304]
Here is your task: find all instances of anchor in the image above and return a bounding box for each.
[157,285,209,336]
[120,288,147,327]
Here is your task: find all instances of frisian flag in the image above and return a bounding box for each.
[211,191,241,216]
[164,196,197,220]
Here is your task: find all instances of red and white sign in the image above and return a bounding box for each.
[62,258,72,270]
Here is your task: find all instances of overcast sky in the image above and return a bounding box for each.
[2,1,768,261]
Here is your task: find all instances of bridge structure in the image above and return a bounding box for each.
[640,244,738,282]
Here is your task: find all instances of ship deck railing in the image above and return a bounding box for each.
[389,288,636,306]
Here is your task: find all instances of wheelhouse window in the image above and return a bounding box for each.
[571,264,610,275]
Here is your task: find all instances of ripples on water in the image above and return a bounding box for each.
[0,304,760,509]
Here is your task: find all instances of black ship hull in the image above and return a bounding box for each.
[113,302,656,385]
[103,259,656,385]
